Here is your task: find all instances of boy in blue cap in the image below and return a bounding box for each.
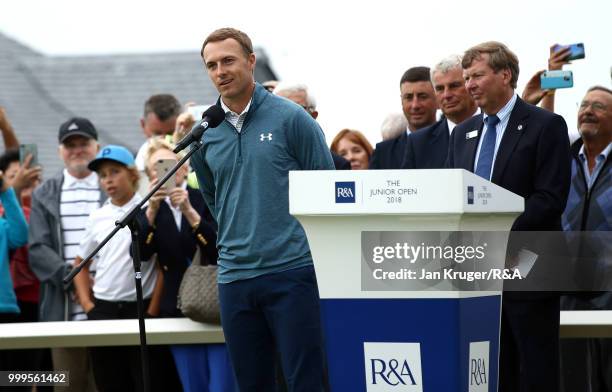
[73,145,164,392]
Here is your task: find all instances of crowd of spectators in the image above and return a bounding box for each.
[0,34,609,392]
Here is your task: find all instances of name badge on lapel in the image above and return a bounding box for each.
[466,130,479,140]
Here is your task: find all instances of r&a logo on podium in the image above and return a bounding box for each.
[468,341,489,392]
[363,342,423,391]
[335,181,355,203]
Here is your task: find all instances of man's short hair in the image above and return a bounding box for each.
[143,94,181,121]
[587,85,612,96]
[462,41,520,88]
[273,82,317,109]
[431,55,463,81]
[201,27,254,58]
[400,66,431,86]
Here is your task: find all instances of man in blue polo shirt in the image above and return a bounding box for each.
[190,27,334,392]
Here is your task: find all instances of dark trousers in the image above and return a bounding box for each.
[499,297,560,392]
[218,265,326,392]
[87,298,182,392]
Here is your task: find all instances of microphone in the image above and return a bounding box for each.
[173,105,225,153]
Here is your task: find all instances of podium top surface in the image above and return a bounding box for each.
[289,169,523,215]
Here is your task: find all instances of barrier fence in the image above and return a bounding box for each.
[0,311,610,350]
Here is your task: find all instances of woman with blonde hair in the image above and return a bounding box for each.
[330,129,374,170]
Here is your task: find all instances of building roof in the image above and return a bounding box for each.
[0,31,277,175]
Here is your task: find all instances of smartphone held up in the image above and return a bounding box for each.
[540,70,574,90]
[19,143,39,167]
[155,159,176,189]
[553,43,585,61]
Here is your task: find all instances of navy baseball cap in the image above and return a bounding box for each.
[58,117,98,143]
[88,145,135,171]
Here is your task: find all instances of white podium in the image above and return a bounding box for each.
[289,169,523,392]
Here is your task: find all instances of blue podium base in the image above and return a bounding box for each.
[320,295,501,391]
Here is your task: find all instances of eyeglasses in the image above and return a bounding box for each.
[579,101,608,112]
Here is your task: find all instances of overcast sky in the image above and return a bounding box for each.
[1,0,610,145]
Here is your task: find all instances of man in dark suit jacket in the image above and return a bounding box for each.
[370,66,437,169]
[402,55,478,169]
[448,42,571,392]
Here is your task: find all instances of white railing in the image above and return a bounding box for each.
[0,318,223,349]
[0,311,610,349]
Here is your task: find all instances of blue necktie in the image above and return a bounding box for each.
[475,115,500,180]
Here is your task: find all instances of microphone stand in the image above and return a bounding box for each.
[64,139,204,392]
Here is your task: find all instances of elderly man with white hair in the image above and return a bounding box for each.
[274,82,350,170]
[380,112,409,141]
[274,82,319,119]
[401,55,478,169]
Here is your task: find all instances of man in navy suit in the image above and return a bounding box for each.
[447,41,571,392]
[369,67,437,169]
[402,55,478,169]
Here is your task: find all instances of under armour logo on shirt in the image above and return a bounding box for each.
[260,132,273,141]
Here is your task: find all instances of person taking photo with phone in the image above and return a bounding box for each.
[136,136,235,392]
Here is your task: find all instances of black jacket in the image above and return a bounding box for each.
[136,186,217,317]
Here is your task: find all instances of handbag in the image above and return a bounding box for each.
[177,248,221,324]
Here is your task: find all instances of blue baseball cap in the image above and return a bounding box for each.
[88,145,135,171]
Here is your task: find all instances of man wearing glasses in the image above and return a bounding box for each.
[561,86,612,390]
[274,82,319,119]
[274,82,350,170]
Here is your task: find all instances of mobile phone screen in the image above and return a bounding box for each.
[19,144,39,167]
[155,159,176,188]
[554,43,585,61]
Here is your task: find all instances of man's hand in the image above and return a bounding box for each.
[174,112,196,143]
[548,45,571,71]
[522,70,551,106]
[83,300,95,314]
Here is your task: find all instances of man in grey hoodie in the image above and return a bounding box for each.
[29,118,103,392]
